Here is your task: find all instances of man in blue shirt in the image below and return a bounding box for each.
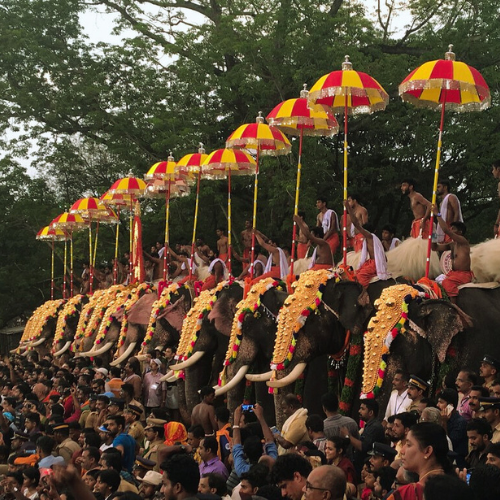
[105,415,136,472]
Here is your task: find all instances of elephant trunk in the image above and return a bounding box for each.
[246,371,273,382]
[110,342,137,367]
[214,365,249,396]
[53,341,72,357]
[267,362,307,389]
[169,351,205,370]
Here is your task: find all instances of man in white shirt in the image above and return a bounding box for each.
[383,370,410,425]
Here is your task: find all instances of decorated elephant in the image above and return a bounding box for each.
[112,283,193,366]
[215,278,288,424]
[51,294,89,357]
[364,285,500,413]
[168,281,244,418]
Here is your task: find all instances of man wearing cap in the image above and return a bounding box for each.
[108,397,125,417]
[143,419,167,472]
[368,442,397,472]
[480,397,500,443]
[406,375,429,413]
[480,356,500,391]
[138,470,162,500]
[125,404,145,447]
[54,423,82,463]
[134,456,156,480]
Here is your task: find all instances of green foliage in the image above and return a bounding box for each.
[0,0,499,324]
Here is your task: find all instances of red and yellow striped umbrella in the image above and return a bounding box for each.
[144,153,191,283]
[37,226,68,300]
[399,45,491,278]
[267,86,339,277]
[51,212,87,298]
[100,191,134,207]
[226,114,291,281]
[108,174,147,196]
[176,145,215,278]
[70,197,118,293]
[309,56,389,265]
[202,149,257,276]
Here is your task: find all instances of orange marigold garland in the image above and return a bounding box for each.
[52,295,86,353]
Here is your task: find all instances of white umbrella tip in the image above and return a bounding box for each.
[445,44,455,61]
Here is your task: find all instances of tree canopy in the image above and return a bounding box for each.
[0,0,499,324]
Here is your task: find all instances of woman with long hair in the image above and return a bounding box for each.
[387,422,454,500]
[324,436,357,496]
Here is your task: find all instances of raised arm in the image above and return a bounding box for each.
[293,215,325,247]
[431,204,468,245]
[254,230,277,254]
[344,201,372,239]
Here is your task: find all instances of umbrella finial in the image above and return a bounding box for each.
[168,151,175,162]
[342,55,353,71]
[127,170,135,178]
[300,84,308,99]
[256,111,265,124]
[198,143,205,154]
[445,44,455,61]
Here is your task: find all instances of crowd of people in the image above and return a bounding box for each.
[2,347,500,500]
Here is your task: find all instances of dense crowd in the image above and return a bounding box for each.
[1,349,500,500]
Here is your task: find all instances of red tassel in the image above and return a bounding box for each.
[286,273,295,294]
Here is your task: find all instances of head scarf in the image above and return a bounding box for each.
[163,421,188,446]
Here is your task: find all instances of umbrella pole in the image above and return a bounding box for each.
[70,232,74,297]
[129,202,133,284]
[289,129,303,278]
[227,168,232,277]
[164,178,172,283]
[51,239,55,300]
[63,238,68,299]
[425,96,447,278]
[189,170,202,279]
[93,220,100,270]
[249,148,260,280]
[343,95,349,266]
[114,208,120,285]
[88,218,93,294]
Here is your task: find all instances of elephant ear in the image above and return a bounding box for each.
[158,297,187,331]
[411,300,471,363]
[128,294,157,324]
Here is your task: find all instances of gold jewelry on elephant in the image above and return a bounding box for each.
[52,294,86,352]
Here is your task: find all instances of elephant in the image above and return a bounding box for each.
[167,281,244,420]
[112,284,193,366]
[259,274,407,426]
[215,282,288,425]
[52,294,89,357]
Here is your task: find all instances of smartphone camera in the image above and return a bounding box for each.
[242,404,254,412]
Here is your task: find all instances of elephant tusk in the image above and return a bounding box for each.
[245,371,273,382]
[135,353,148,362]
[21,349,31,357]
[160,370,174,382]
[266,362,307,389]
[215,365,249,396]
[80,342,114,357]
[29,336,48,348]
[110,342,137,367]
[11,344,27,354]
[53,341,72,357]
[168,351,205,371]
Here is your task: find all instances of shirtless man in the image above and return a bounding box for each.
[251,230,288,284]
[381,224,400,252]
[196,238,213,264]
[293,215,332,270]
[346,194,368,252]
[491,161,500,238]
[436,180,463,244]
[240,220,253,260]
[431,204,473,303]
[316,198,340,256]
[401,179,431,239]
[143,251,165,282]
[295,211,310,259]
[200,254,226,291]
[191,386,218,436]
[345,201,389,287]
[234,246,267,280]
[216,228,228,262]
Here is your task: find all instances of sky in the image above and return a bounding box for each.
[12,1,411,177]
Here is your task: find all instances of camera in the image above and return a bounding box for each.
[242,404,254,412]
